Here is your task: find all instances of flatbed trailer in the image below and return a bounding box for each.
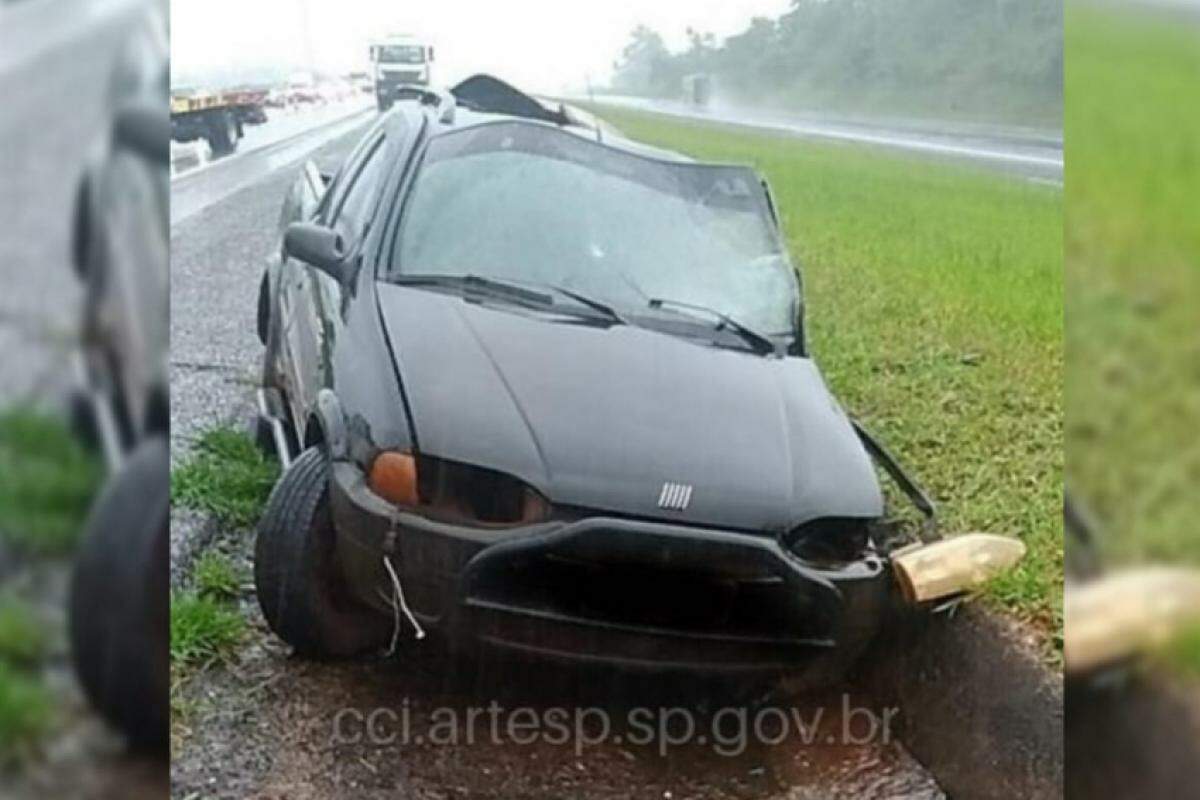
[170,89,268,157]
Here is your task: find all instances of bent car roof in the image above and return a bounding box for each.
[435,105,691,163]
[389,74,692,164]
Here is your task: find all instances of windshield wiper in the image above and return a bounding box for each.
[392,273,554,306]
[548,285,627,325]
[647,297,781,356]
[392,274,624,325]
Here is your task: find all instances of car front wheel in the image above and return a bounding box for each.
[254,447,389,657]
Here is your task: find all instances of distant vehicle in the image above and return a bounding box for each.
[251,75,1026,681]
[286,72,322,105]
[347,71,373,95]
[369,33,434,111]
[170,88,268,157]
[682,73,712,108]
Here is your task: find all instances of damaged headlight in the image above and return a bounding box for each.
[368,451,550,525]
[783,517,872,567]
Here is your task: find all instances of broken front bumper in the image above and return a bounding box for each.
[328,461,894,673]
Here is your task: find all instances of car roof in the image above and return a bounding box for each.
[385,74,692,164]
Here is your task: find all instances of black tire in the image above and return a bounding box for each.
[69,438,169,753]
[68,389,99,453]
[71,174,91,280]
[254,447,389,657]
[256,269,271,346]
[206,110,238,157]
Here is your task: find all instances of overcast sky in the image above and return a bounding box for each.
[171,0,792,91]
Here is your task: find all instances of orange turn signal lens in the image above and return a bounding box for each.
[368,451,419,507]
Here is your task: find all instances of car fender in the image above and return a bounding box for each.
[315,389,348,460]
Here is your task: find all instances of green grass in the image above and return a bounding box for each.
[170,591,246,666]
[172,427,279,528]
[193,550,243,602]
[1065,4,1200,567]
[588,105,1063,637]
[171,553,249,736]
[0,408,101,555]
[0,662,51,766]
[0,598,47,668]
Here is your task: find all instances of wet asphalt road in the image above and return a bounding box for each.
[170,102,373,225]
[574,95,1063,186]
[0,0,145,406]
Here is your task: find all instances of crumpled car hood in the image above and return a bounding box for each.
[377,284,883,532]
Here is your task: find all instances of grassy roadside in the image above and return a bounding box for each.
[0,408,101,556]
[0,408,99,764]
[170,427,272,737]
[1066,4,1200,672]
[0,598,52,766]
[588,105,1063,644]
[172,426,279,528]
[169,549,249,738]
[1065,4,1200,566]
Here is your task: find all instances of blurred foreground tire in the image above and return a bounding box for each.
[69,438,169,753]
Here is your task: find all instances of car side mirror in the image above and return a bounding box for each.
[284,221,349,282]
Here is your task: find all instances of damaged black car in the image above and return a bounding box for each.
[253,75,1024,679]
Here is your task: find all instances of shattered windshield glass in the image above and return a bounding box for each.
[387,121,799,336]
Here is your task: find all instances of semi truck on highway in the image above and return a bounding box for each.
[369,33,434,110]
[682,73,712,108]
[170,88,268,157]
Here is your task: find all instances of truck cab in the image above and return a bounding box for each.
[369,35,434,111]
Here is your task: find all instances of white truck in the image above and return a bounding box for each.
[369,34,435,111]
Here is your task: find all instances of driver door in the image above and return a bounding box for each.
[277,159,328,431]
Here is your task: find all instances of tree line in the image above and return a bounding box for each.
[609,0,1062,126]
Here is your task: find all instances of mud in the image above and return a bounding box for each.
[856,606,1063,800]
[1066,675,1200,799]
[170,525,943,800]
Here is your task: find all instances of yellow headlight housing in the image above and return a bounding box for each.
[366,451,550,525]
[368,451,420,507]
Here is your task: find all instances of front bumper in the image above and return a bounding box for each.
[329,461,893,673]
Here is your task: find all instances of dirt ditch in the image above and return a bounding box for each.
[171,521,1061,799]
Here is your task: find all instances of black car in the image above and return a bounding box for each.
[253,75,1023,678]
